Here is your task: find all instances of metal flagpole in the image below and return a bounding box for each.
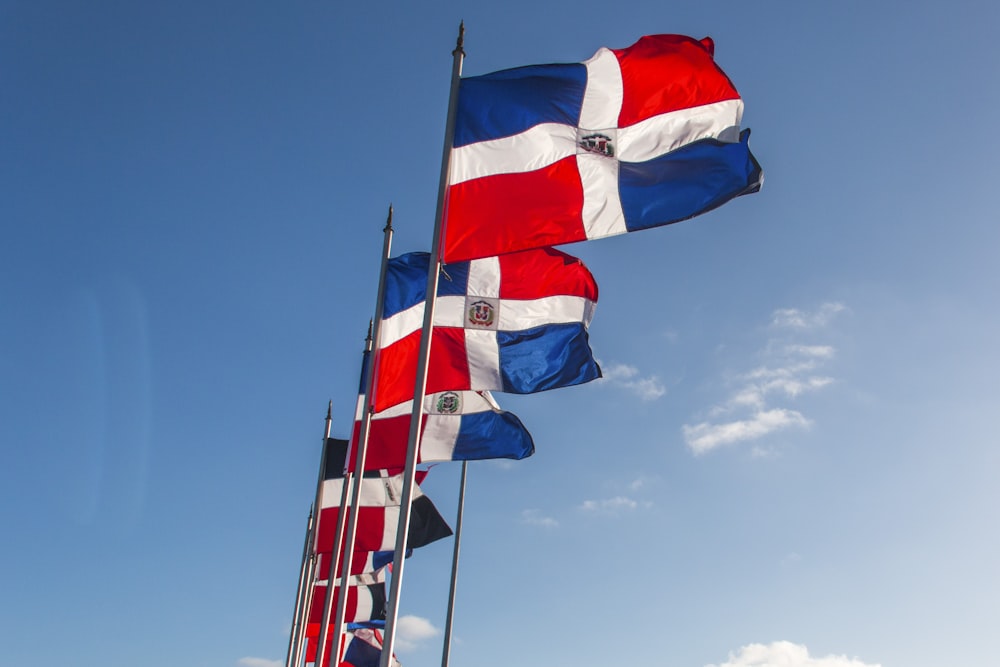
[292,536,317,667]
[314,333,371,667]
[284,505,315,667]
[379,23,465,667]
[292,403,334,667]
[440,461,468,667]
[329,206,395,659]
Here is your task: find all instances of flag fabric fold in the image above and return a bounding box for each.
[443,33,763,263]
[315,548,398,578]
[372,247,600,412]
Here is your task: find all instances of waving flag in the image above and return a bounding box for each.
[372,247,600,412]
[306,572,388,634]
[444,34,763,263]
[343,627,400,667]
[349,388,534,472]
[306,628,401,667]
[314,439,452,554]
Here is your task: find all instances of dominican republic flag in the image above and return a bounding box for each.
[443,34,763,263]
[348,387,534,472]
[314,439,452,555]
[372,247,600,413]
[306,628,401,667]
[343,627,400,667]
[306,571,388,636]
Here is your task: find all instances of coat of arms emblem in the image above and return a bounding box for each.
[579,132,615,157]
[467,299,496,327]
[435,391,462,414]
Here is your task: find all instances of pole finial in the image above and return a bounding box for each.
[385,204,393,232]
[454,21,465,56]
[366,319,374,344]
[326,400,332,420]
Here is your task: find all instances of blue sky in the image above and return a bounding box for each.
[3,2,999,667]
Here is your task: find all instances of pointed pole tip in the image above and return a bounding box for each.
[384,204,393,232]
[454,21,465,55]
[326,400,332,419]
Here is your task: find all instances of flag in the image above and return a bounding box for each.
[343,627,400,667]
[306,571,388,634]
[306,628,401,667]
[348,388,534,472]
[372,247,600,412]
[443,34,763,263]
[314,439,452,554]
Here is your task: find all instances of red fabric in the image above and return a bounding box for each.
[612,34,740,128]
[443,156,585,263]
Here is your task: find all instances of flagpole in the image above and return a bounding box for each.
[379,22,465,667]
[330,206,395,657]
[440,461,468,667]
[314,338,370,667]
[284,505,315,667]
[292,538,317,667]
[291,403,334,667]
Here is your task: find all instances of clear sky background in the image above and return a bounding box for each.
[3,2,999,667]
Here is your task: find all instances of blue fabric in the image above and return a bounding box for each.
[620,129,762,232]
[343,634,382,667]
[498,323,602,393]
[454,409,535,461]
[455,62,587,147]
[383,252,470,318]
[383,252,430,318]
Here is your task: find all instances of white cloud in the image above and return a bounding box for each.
[520,508,558,528]
[744,361,819,382]
[580,496,639,512]
[395,615,441,651]
[598,361,666,401]
[771,302,846,329]
[683,409,811,454]
[682,301,845,455]
[761,375,834,398]
[238,659,281,667]
[786,344,836,359]
[706,641,880,667]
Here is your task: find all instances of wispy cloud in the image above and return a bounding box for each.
[684,408,811,454]
[395,615,441,651]
[520,508,558,528]
[598,361,666,401]
[705,640,881,667]
[580,474,657,514]
[238,659,281,667]
[628,477,647,491]
[580,496,639,513]
[771,302,847,329]
[683,303,845,454]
